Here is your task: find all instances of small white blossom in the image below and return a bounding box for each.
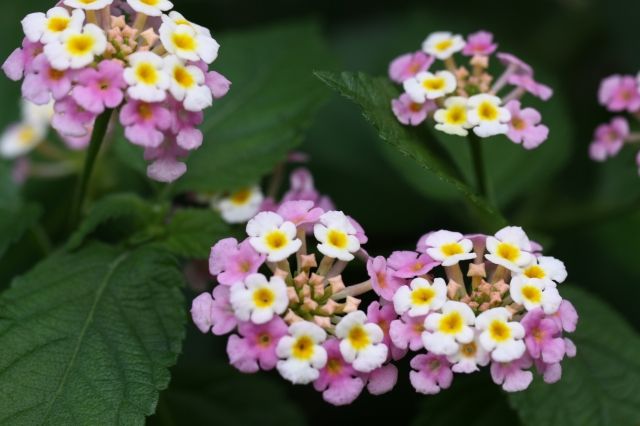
[127,0,174,16]
[422,32,466,60]
[64,0,113,10]
[510,276,562,314]
[313,211,360,261]
[44,23,107,70]
[214,186,264,224]
[393,277,447,317]
[162,11,211,37]
[124,52,171,103]
[516,256,567,286]
[335,311,388,373]
[424,230,476,266]
[476,308,526,363]
[229,273,288,324]
[22,7,85,45]
[159,21,219,64]
[164,55,212,112]
[434,96,471,136]
[0,122,46,159]
[276,321,328,384]
[422,301,475,356]
[467,94,511,138]
[247,212,301,262]
[485,226,534,272]
[446,332,490,374]
[403,71,457,103]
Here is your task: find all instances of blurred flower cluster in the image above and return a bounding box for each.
[389,30,552,149]
[590,74,640,175]
[2,0,230,182]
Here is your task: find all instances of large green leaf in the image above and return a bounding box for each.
[0,203,41,259]
[149,364,306,426]
[315,71,507,232]
[0,244,186,425]
[174,21,335,193]
[509,287,640,426]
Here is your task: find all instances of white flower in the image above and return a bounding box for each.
[22,7,85,45]
[393,277,447,317]
[247,212,302,262]
[422,32,466,60]
[276,321,327,384]
[229,273,288,324]
[159,21,219,64]
[124,52,170,103]
[162,11,211,37]
[510,276,562,314]
[64,0,113,10]
[516,256,567,286]
[44,23,107,70]
[0,122,47,159]
[313,211,360,261]
[422,301,475,356]
[127,0,173,16]
[424,230,476,266]
[467,94,511,138]
[335,311,388,373]
[476,307,526,363]
[485,226,534,272]
[446,332,490,373]
[164,55,212,111]
[403,71,457,103]
[214,186,264,224]
[434,96,471,136]
[22,99,54,129]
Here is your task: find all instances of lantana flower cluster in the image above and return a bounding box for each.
[389,30,552,149]
[589,73,640,175]
[2,0,231,182]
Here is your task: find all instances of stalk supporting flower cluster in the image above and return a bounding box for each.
[2,0,231,183]
[590,74,640,175]
[389,30,552,150]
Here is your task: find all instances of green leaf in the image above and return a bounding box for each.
[66,193,164,250]
[174,21,335,193]
[0,243,185,425]
[152,209,232,259]
[508,286,640,426]
[315,71,506,231]
[149,363,306,426]
[0,203,41,259]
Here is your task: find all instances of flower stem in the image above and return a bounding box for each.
[69,109,113,231]
[467,133,489,198]
[331,280,372,300]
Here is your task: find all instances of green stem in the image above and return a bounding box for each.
[467,133,489,198]
[69,109,113,230]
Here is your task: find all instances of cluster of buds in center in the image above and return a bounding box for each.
[589,73,640,176]
[2,0,230,182]
[389,30,552,150]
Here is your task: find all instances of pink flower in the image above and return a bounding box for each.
[227,316,288,373]
[282,168,335,211]
[348,216,368,244]
[191,285,237,335]
[206,70,231,99]
[387,250,438,278]
[277,200,324,226]
[366,363,398,395]
[61,132,91,150]
[22,54,72,104]
[73,60,126,114]
[490,355,533,392]
[390,313,426,351]
[367,301,406,361]
[170,98,204,150]
[534,359,562,384]
[589,117,629,161]
[598,75,640,112]
[462,31,497,56]
[209,237,238,275]
[521,309,566,364]
[409,353,453,395]
[550,300,578,333]
[507,74,553,101]
[51,96,95,137]
[391,93,434,126]
[388,51,434,83]
[314,338,365,406]
[497,52,533,75]
[120,99,171,148]
[504,100,549,149]
[217,239,266,286]
[367,256,405,301]
[144,136,189,182]
[2,39,42,81]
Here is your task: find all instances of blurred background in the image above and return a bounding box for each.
[1,0,639,424]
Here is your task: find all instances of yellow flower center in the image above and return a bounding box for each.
[460,341,477,357]
[512,117,526,130]
[497,242,520,262]
[138,103,154,120]
[48,68,65,81]
[521,285,542,304]
[441,242,464,256]
[292,335,315,360]
[230,188,252,205]
[488,320,511,342]
[445,105,467,125]
[438,311,464,335]
[47,16,70,33]
[409,102,423,112]
[79,0,99,3]
[327,358,342,374]
[173,66,195,88]
[265,230,288,250]
[257,332,271,347]
[66,34,95,57]
[478,101,499,121]
[135,62,159,85]
[172,32,197,51]
[252,287,275,308]
[524,265,546,279]
[326,229,348,249]
[422,77,446,91]
[435,39,453,52]
[411,287,435,306]
[140,0,161,4]
[348,325,371,350]
[18,127,36,146]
